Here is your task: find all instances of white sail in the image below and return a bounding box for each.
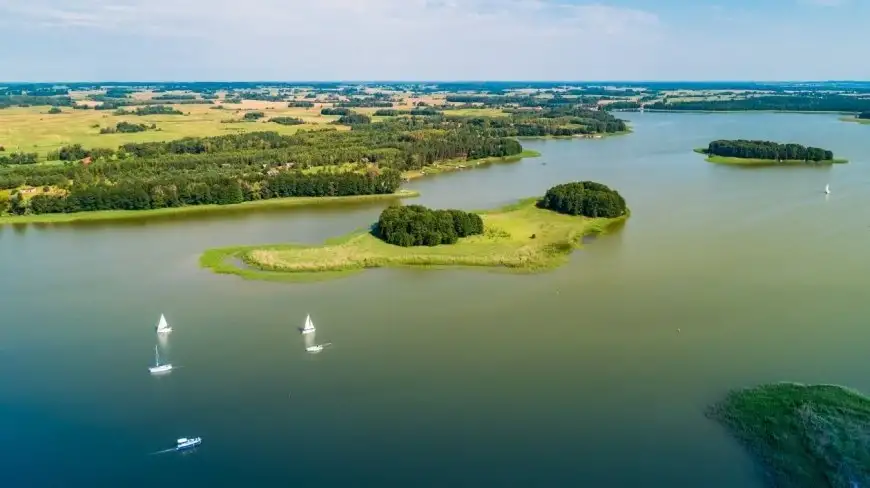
[825,184,830,194]
[301,314,316,334]
[156,314,172,333]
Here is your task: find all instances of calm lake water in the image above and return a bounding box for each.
[2,113,869,487]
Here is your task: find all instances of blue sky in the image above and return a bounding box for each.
[0,0,866,81]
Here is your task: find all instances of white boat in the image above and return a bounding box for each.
[176,437,202,450]
[825,184,831,194]
[301,314,315,334]
[156,314,172,334]
[148,345,173,374]
[306,344,323,353]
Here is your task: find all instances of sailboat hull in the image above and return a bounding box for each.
[157,328,173,334]
[149,364,173,374]
[301,328,315,334]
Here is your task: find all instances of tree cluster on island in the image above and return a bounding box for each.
[704,140,834,161]
[537,181,627,218]
[376,205,484,247]
[858,111,870,119]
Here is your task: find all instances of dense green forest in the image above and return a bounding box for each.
[321,107,351,116]
[376,205,484,246]
[538,181,627,218]
[0,95,73,109]
[0,118,525,215]
[288,101,314,108]
[449,107,627,136]
[336,113,371,125]
[647,95,870,112]
[704,140,834,161]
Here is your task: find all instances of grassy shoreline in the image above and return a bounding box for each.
[708,382,870,488]
[840,116,870,125]
[200,197,628,282]
[0,190,419,226]
[693,148,848,166]
[401,149,541,180]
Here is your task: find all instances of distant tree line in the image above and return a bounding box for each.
[288,101,314,108]
[0,152,39,165]
[152,94,198,101]
[100,121,157,134]
[705,140,834,161]
[243,111,265,121]
[647,95,870,112]
[337,100,393,108]
[374,108,442,117]
[376,204,484,247]
[859,112,870,119]
[538,181,627,218]
[321,107,351,116]
[336,113,371,125]
[603,101,641,111]
[269,117,305,125]
[113,105,184,116]
[450,107,627,136]
[0,95,73,109]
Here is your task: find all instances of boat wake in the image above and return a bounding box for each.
[148,448,177,455]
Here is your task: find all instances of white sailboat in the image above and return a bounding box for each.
[156,314,172,334]
[306,344,324,353]
[825,184,831,195]
[149,345,173,374]
[301,314,315,334]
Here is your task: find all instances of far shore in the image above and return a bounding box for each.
[0,190,420,226]
[200,197,628,283]
[401,149,541,180]
[515,128,633,141]
[693,148,848,166]
[840,116,870,125]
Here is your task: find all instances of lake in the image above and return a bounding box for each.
[2,112,869,487]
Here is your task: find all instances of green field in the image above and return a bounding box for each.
[709,383,870,488]
[0,102,342,158]
[200,197,628,282]
[0,190,419,226]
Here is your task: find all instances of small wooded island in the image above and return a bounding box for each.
[200,181,629,281]
[696,140,847,165]
[709,383,870,488]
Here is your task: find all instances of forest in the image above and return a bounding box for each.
[537,181,627,218]
[100,122,157,134]
[113,105,184,116]
[269,117,305,125]
[376,205,484,247]
[647,95,870,112]
[0,118,525,215]
[704,140,834,161]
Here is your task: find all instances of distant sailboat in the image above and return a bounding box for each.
[301,314,315,334]
[825,184,831,195]
[306,344,324,353]
[156,314,172,334]
[149,345,173,374]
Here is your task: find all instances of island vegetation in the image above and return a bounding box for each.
[696,140,846,165]
[200,181,628,281]
[647,94,870,113]
[377,205,483,246]
[708,382,870,488]
[537,181,628,218]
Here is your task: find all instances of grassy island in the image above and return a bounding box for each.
[695,140,847,166]
[709,383,870,488]
[201,194,628,282]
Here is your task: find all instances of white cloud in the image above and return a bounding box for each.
[0,0,663,79]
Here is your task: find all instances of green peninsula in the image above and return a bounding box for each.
[709,383,870,488]
[201,182,628,282]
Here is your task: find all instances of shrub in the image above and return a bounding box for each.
[537,181,627,218]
